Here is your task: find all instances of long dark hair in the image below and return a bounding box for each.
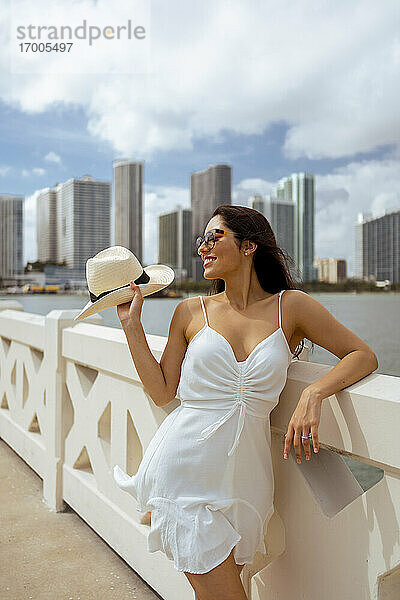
[206,204,308,359]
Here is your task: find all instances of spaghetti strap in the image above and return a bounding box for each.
[278,289,285,329]
[199,296,209,327]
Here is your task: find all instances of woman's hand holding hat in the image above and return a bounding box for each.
[117,280,144,326]
[73,246,175,322]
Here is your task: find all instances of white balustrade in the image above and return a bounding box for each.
[0,301,399,600]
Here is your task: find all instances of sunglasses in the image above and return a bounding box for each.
[195,229,236,253]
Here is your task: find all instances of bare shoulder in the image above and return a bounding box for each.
[282,289,306,301]
[277,289,302,341]
[180,293,223,310]
[285,289,378,361]
[178,294,200,316]
[285,288,333,320]
[171,296,192,331]
[282,288,318,312]
[280,288,302,316]
[169,295,204,342]
[179,294,225,341]
[282,288,331,332]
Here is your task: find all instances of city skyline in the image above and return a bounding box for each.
[0,1,399,276]
[4,166,400,286]
[1,158,399,278]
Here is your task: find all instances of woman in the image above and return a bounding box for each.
[114,205,378,600]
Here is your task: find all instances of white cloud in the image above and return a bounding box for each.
[0,0,398,159]
[44,151,61,164]
[233,178,275,205]
[22,168,46,177]
[142,185,190,265]
[315,158,400,273]
[4,1,399,270]
[0,165,11,176]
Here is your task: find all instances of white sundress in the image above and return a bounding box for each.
[113,289,293,574]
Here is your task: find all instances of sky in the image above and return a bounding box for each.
[0,0,399,276]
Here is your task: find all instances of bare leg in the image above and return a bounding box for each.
[184,549,248,600]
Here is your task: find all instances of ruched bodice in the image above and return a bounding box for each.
[179,291,293,456]
[113,290,293,574]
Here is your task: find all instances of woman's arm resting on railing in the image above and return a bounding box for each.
[283,290,379,462]
[294,289,379,399]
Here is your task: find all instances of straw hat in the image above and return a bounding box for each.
[74,245,175,321]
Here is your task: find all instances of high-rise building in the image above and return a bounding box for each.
[273,173,315,282]
[0,194,23,280]
[314,257,347,283]
[54,175,111,269]
[158,206,192,283]
[113,159,144,263]
[354,210,400,283]
[36,176,110,272]
[248,194,264,214]
[190,164,231,280]
[354,211,372,280]
[37,188,57,263]
[249,173,314,280]
[270,198,295,262]
[249,194,295,262]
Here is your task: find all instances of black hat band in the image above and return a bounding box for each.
[89,268,150,303]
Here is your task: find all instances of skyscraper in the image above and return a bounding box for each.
[113,159,144,263]
[354,210,400,283]
[353,212,369,280]
[274,173,315,282]
[0,194,23,280]
[158,206,192,283]
[36,176,110,272]
[249,193,295,262]
[190,164,231,280]
[55,175,111,269]
[249,174,314,281]
[248,194,264,214]
[37,187,57,263]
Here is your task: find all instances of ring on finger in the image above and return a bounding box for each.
[301,433,312,439]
